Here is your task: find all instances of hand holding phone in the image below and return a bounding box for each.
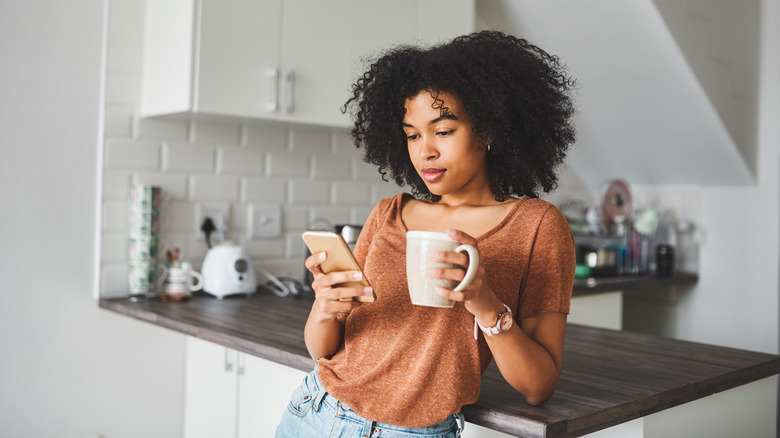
[302,231,376,302]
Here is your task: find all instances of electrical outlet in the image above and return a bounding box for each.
[251,203,282,239]
[197,202,230,238]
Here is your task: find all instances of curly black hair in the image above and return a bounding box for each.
[343,30,576,201]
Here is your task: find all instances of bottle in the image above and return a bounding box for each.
[656,244,675,277]
[675,220,700,274]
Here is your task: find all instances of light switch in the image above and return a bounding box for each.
[251,203,282,239]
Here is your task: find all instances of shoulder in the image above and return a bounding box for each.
[364,192,410,227]
[510,197,568,227]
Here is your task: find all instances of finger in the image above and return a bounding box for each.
[305,251,327,274]
[429,250,471,268]
[447,229,478,246]
[434,286,471,303]
[426,266,468,282]
[314,295,363,317]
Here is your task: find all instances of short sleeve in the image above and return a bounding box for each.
[518,205,576,319]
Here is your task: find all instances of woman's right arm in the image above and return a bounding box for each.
[303,252,373,360]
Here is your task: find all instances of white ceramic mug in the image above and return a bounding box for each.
[406,231,480,308]
[159,262,203,294]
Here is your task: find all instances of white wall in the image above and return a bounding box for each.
[0,1,184,437]
[682,0,779,353]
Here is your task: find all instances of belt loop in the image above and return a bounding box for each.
[312,386,327,411]
[360,418,374,438]
[453,412,465,436]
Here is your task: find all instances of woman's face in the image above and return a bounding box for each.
[402,91,489,200]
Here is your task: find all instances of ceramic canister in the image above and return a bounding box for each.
[127,185,162,295]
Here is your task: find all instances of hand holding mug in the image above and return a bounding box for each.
[406,230,480,308]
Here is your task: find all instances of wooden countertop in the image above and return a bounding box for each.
[99,287,777,438]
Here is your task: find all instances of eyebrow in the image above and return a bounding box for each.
[402,113,459,128]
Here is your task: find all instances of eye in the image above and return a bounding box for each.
[437,130,454,137]
[406,133,419,141]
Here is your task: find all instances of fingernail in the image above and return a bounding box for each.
[353,272,363,280]
[318,252,326,261]
[426,268,436,276]
[363,287,373,295]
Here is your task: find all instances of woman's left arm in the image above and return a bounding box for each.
[432,228,571,405]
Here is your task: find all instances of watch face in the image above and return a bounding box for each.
[499,313,513,332]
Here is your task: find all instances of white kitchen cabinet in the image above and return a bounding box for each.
[183,336,306,438]
[141,0,474,127]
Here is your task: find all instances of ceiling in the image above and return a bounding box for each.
[476,0,759,193]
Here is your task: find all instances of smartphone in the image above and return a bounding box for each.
[301,230,376,302]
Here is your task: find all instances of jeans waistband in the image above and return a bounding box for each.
[309,364,465,435]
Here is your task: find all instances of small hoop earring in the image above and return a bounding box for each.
[486,144,492,151]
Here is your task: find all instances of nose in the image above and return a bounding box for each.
[418,135,438,160]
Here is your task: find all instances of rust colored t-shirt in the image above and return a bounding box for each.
[317,193,575,427]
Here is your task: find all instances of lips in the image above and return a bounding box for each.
[422,168,445,182]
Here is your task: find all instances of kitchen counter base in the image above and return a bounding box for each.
[99,290,778,437]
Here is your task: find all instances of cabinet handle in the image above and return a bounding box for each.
[267,69,279,113]
[237,353,245,376]
[286,71,295,114]
[224,348,233,372]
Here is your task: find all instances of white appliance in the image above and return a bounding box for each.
[201,243,257,299]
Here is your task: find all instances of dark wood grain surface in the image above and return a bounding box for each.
[99,288,777,438]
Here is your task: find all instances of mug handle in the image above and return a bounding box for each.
[188,271,204,291]
[453,244,480,292]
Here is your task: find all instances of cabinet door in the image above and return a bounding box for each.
[279,0,353,127]
[237,354,307,438]
[183,337,238,438]
[195,0,282,118]
[353,0,417,71]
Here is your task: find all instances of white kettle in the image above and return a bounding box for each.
[201,243,257,299]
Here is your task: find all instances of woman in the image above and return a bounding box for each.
[276,30,577,438]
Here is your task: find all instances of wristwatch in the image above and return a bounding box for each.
[476,303,513,337]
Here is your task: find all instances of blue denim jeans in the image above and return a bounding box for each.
[275,366,465,437]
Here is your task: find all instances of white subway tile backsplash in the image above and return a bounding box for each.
[244,238,286,258]
[353,158,383,181]
[313,155,351,179]
[101,232,127,263]
[132,173,189,201]
[259,258,304,280]
[190,175,240,201]
[290,180,330,205]
[102,170,132,200]
[192,120,242,145]
[102,200,128,232]
[373,183,404,203]
[267,151,309,178]
[350,207,375,225]
[243,177,287,203]
[286,233,307,258]
[137,117,189,142]
[164,142,216,173]
[230,202,250,234]
[101,263,129,298]
[246,124,288,150]
[104,107,134,138]
[333,181,370,205]
[332,129,354,154]
[309,206,350,226]
[161,201,197,233]
[284,205,309,230]
[105,138,161,170]
[219,147,265,175]
[289,127,331,154]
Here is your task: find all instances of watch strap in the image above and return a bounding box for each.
[473,303,513,339]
